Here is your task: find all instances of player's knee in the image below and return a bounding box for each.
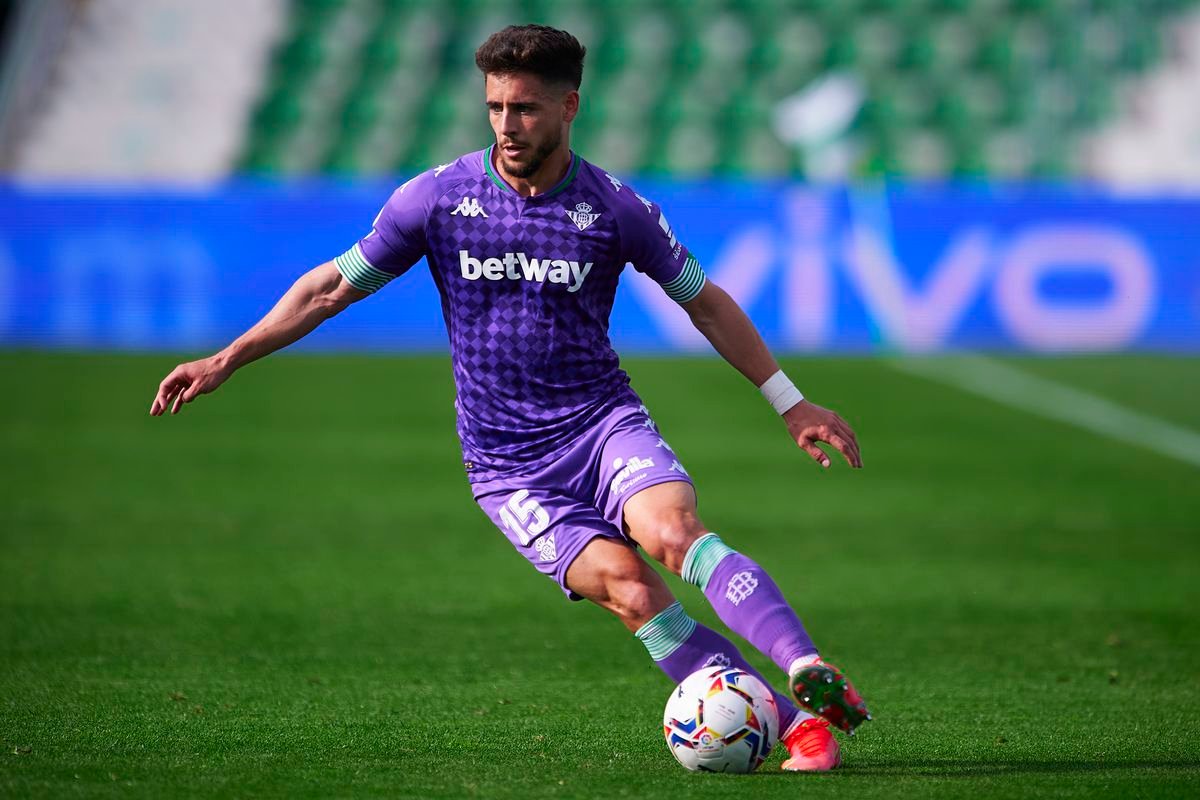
[639,508,706,576]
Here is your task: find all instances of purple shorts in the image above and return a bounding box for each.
[471,403,694,600]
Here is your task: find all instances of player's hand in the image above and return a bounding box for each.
[782,400,862,469]
[150,355,232,416]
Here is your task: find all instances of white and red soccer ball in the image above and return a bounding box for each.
[662,666,779,773]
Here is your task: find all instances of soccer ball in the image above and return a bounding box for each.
[662,666,779,773]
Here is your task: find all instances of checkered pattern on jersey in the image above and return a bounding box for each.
[425,169,638,478]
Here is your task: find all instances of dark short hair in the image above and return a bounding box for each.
[475,25,586,90]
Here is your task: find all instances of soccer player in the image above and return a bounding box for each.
[150,25,869,770]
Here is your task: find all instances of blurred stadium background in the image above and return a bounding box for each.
[2,1,1199,797]
[6,0,1200,181]
[1,0,1198,353]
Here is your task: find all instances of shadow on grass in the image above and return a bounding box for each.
[749,759,1200,779]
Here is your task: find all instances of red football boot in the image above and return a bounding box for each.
[780,717,840,771]
[789,658,871,735]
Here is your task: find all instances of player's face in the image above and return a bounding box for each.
[485,72,578,180]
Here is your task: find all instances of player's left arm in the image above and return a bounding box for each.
[681,280,862,469]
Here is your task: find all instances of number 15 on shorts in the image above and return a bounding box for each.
[498,489,550,546]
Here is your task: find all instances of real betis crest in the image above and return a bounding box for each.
[566,202,601,232]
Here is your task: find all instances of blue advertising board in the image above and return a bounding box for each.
[1,180,1197,353]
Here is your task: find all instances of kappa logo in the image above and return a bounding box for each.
[605,173,623,192]
[726,571,759,606]
[451,196,488,217]
[635,193,654,213]
[668,459,688,476]
[658,210,678,249]
[566,201,601,232]
[433,163,452,177]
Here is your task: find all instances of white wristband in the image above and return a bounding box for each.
[759,370,805,415]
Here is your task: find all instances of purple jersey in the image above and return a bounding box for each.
[334,146,707,480]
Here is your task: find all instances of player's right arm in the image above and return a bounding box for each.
[150,262,367,415]
[151,168,440,416]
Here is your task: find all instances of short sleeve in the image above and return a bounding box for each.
[334,170,437,293]
[616,191,707,304]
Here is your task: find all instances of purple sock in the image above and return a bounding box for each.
[635,601,800,733]
[682,534,818,674]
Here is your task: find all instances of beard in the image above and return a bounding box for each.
[500,130,561,178]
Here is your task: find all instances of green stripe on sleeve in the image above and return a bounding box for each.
[661,256,706,304]
[335,244,395,293]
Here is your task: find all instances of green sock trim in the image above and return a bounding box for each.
[634,601,697,661]
[681,533,736,591]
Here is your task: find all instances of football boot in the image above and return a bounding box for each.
[780,717,840,771]
[789,659,871,735]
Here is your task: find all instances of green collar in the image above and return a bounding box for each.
[484,145,580,199]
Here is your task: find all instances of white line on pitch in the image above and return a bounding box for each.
[890,355,1200,468]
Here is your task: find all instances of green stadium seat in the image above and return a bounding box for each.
[338,93,381,139]
[929,0,973,13]
[290,0,342,27]
[1011,0,1053,16]
[361,32,402,74]
[948,128,987,178]
[857,0,911,15]
[897,27,937,73]
[322,136,365,174]
[853,17,901,73]
[887,76,937,129]
[252,90,304,135]
[931,91,974,138]
[273,30,326,81]
[822,30,859,71]
[996,78,1037,127]
[239,130,288,173]
[591,24,628,76]
[975,25,1016,75]
[857,91,902,140]
[1120,22,1161,71]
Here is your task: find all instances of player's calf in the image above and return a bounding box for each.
[680,533,819,673]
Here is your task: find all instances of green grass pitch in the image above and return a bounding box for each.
[2,352,1198,798]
